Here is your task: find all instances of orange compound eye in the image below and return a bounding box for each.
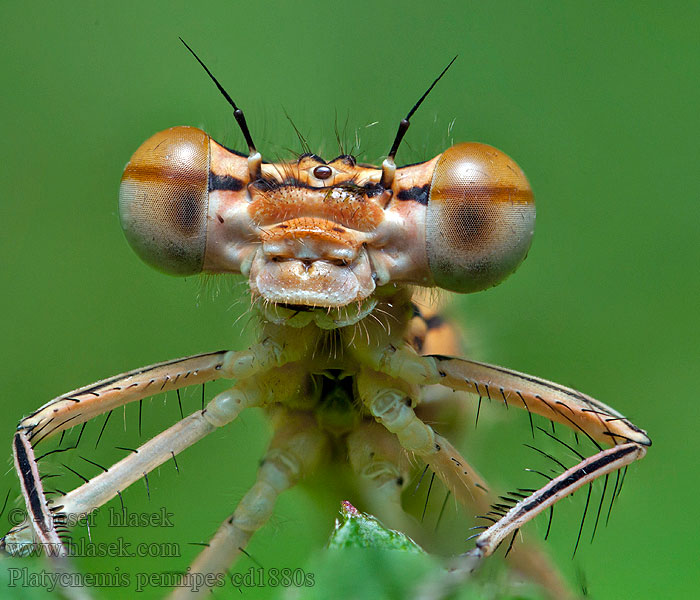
[426,143,535,293]
[119,126,211,275]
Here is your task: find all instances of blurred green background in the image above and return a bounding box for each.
[2,2,698,599]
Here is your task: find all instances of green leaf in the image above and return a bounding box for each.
[327,501,424,553]
[288,502,540,600]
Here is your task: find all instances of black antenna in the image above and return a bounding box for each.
[380,56,458,188]
[179,38,259,160]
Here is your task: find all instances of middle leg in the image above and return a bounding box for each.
[169,409,329,599]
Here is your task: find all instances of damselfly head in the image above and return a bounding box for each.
[118,44,535,321]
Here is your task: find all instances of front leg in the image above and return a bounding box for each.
[3,376,266,557]
[354,340,649,447]
[21,330,316,447]
[4,333,315,556]
[355,343,650,596]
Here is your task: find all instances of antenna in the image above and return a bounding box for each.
[179,38,261,178]
[380,56,458,188]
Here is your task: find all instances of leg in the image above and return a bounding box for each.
[21,334,315,447]
[168,410,329,599]
[423,442,644,600]
[356,359,649,599]
[429,356,650,446]
[21,351,231,447]
[423,435,577,600]
[6,339,315,550]
[354,369,574,598]
[418,355,651,567]
[360,342,649,446]
[9,430,95,600]
[3,378,264,554]
[467,442,645,560]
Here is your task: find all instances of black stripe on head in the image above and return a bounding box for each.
[362,182,384,198]
[330,155,357,167]
[298,153,326,164]
[209,173,244,192]
[397,184,430,205]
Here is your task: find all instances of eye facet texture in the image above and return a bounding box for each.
[426,143,535,293]
[119,126,211,275]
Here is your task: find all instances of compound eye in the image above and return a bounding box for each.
[426,143,535,293]
[119,126,210,275]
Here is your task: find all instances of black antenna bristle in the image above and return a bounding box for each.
[179,38,257,155]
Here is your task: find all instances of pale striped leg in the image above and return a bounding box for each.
[415,355,651,579]
[363,343,650,447]
[355,367,574,598]
[168,410,329,599]
[467,442,645,559]
[356,360,649,600]
[20,338,311,448]
[3,382,261,553]
[430,356,650,446]
[10,430,93,600]
[5,339,313,551]
[19,352,231,446]
[421,435,576,600]
[424,443,645,600]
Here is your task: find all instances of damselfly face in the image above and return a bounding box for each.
[119,128,534,326]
